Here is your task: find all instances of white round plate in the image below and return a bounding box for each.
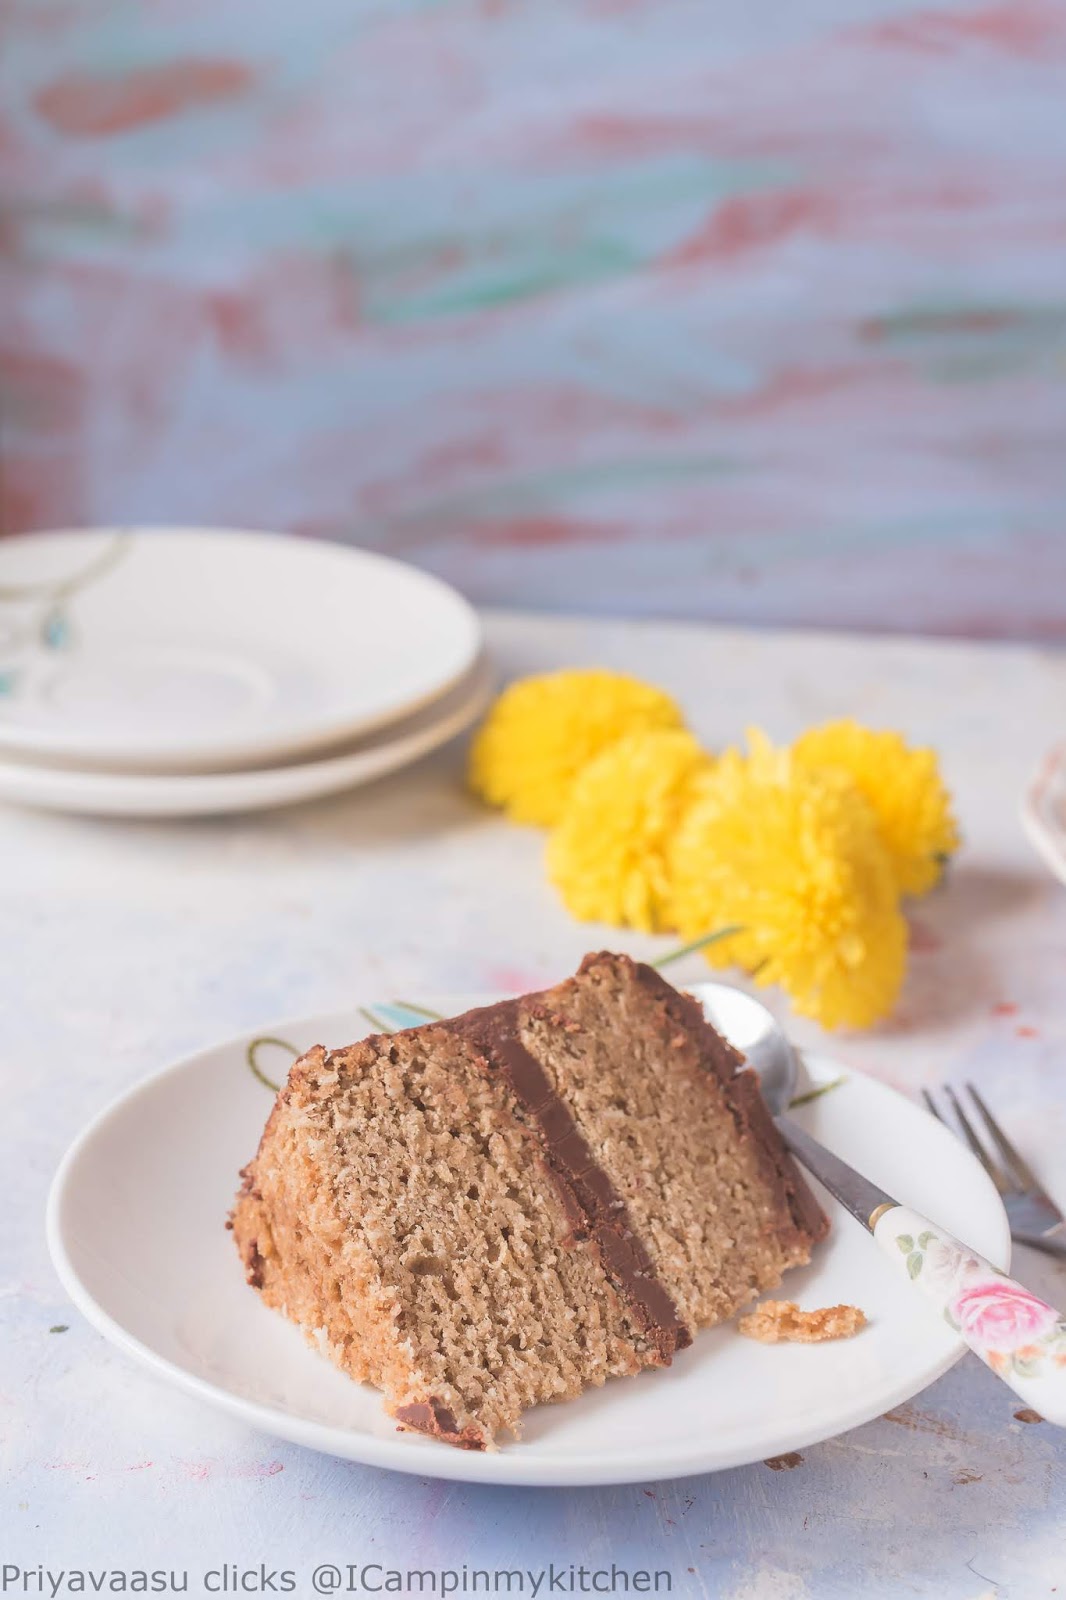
[0,529,481,770]
[0,655,491,817]
[47,985,1010,1487]
[1022,743,1066,886]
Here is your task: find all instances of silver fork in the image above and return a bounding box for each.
[923,1083,1066,1259]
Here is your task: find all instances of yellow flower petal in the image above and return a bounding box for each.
[469,669,683,826]
[547,729,712,932]
[670,732,906,1029]
[792,719,959,896]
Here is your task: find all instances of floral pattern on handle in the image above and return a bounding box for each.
[896,1227,1066,1376]
[875,1204,1066,1423]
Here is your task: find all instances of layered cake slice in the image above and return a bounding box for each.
[230,952,827,1449]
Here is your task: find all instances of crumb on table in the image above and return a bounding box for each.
[738,1300,867,1344]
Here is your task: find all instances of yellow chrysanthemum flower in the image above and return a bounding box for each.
[669,730,906,1029]
[469,669,684,826]
[792,719,959,897]
[547,729,712,932]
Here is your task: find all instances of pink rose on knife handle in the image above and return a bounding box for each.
[952,1280,1059,1355]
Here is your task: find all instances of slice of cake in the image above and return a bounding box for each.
[230,952,827,1449]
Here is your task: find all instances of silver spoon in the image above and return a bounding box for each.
[696,982,1066,1424]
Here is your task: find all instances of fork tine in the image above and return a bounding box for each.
[922,1088,945,1123]
[966,1082,1043,1195]
[944,1084,1011,1193]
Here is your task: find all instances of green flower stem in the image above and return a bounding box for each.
[651,926,743,969]
[787,1074,847,1109]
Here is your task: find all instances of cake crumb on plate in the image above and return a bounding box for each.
[738,1300,866,1343]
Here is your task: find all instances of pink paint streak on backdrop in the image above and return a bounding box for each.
[3,0,1066,635]
[35,60,253,137]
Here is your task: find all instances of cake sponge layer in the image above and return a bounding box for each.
[231,953,827,1447]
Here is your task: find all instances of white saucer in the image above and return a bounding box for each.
[47,986,1009,1487]
[0,655,492,817]
[0,529,481,771]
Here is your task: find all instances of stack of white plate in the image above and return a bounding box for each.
[0,527,491,817]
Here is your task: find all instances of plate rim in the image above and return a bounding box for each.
[0,527,482,770]
[46,989,1012,1487]
[0,654,492,818]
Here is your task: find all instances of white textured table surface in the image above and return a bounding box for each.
[5,612,1066,1600]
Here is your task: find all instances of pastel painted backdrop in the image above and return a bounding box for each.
[4,0,1066,637]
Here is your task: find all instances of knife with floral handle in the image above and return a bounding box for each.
[780,1118,1066,1424]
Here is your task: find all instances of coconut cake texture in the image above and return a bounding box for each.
[230,952,827,1449]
